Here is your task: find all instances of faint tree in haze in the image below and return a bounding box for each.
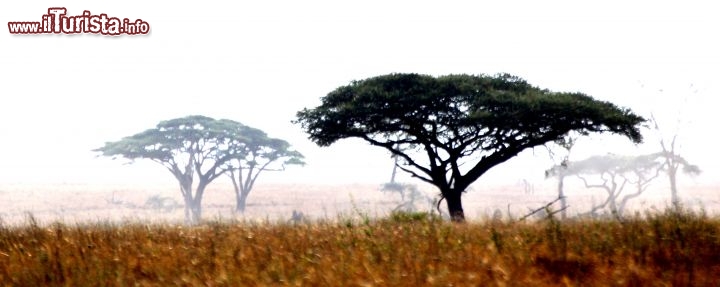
[639,82,701,208]
[389,143,401,184]
[381,143,437,214]
[547,152,697,219]
[94,115,303,224]
[295,73,646,222]
[544,134,578,219]
[650,114,701,208]
[222,123,305,213]
[380,182,435,214]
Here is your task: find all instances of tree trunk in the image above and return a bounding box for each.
[179,179,195,225]
[181,183,207,225]
[235,190,250,213]
[182,195,203,225]
[183,205,190,223]
[180,194,205,225]
[190,183,209,224]
[231,177,251,213]
[190,200,202,224]
[668,166,680,208]
[390,154,399,184]
[230,168,256,214]
[558,175,567,220]
[444,190,465,222]
[608,191,621,220]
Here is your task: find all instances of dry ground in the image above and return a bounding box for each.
[1,180,718,226]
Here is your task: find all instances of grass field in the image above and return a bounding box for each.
[1,182,719,285]
[1,207,719,286]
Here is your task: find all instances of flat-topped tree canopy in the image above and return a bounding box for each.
[94,115,249,224]
[95,115,228,163]
[95,115,304,224]
[219,121,306,212]
[295,73,646,221]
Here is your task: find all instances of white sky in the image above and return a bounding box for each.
[1,1,718,187]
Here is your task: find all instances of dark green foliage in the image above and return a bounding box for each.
[295,73,646,221]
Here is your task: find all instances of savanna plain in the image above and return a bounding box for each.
[1,182,719,286]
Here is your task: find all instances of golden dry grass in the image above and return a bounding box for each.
[1,208,719,286]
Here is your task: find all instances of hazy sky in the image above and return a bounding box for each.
[1,1,718,187]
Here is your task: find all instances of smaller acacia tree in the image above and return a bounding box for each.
[95,116,303,223]
[94,115,239,224]
[222,122,305,213]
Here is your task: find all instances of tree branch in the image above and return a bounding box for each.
[396,164,435,185]
[361,135,433,178]
[516,196,564,222]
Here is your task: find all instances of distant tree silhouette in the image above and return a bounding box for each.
[221,124,304,213]
[650,115,701,208]
[547,152,698,219]
[94,115,303,224]
[544,135,578,219]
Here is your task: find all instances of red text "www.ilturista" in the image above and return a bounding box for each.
[8,8,150,35]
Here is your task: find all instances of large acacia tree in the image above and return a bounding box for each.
[295,73,646,222]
